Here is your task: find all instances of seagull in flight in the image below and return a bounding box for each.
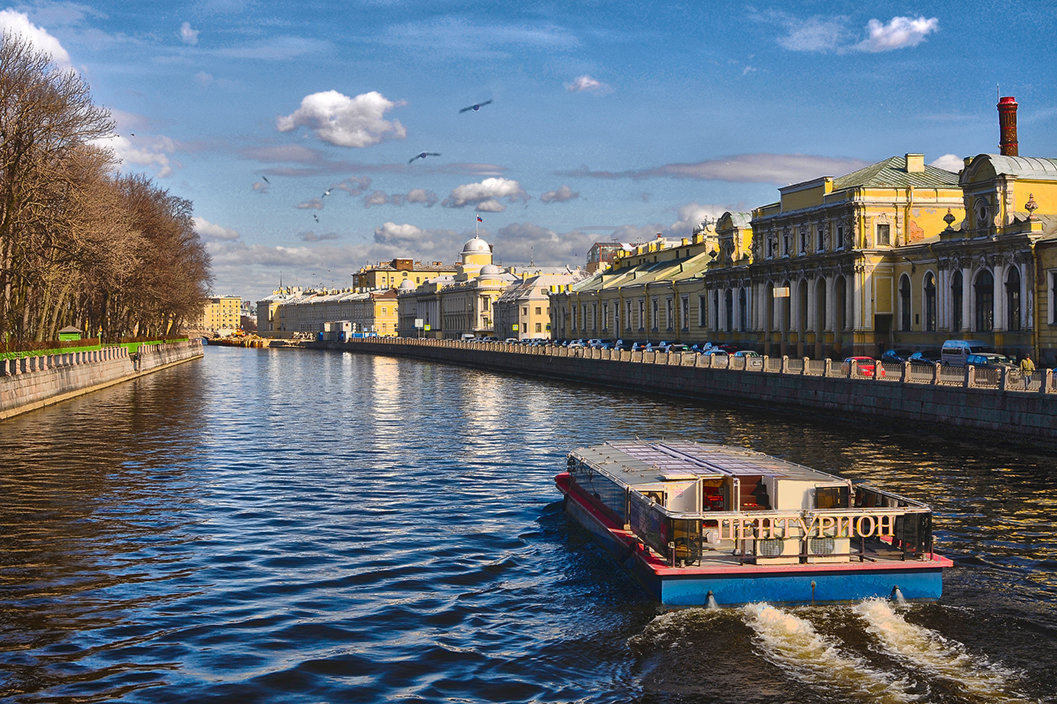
[459,100,492,113]
[313,214,319,223]
[321,188,331,198]
[409,152,441,164]
[261,175,270,184]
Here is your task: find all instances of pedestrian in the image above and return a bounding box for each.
[1020,353,1035,388]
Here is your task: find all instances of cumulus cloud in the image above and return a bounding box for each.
[930,154,964,173]
[179,21,199,45]
[540,185,579,204]
[374,222,426,246]
[565,75,611,94]
[670,203,728,237]
[403,188,438,207]
[276,90,406,148]
[856,16,938,52]
[769,13,938,53]
[363,190,389,208]
[0,9,72,68]
[193,216,239,242]
[92,134,177,178]
[442,177,529,211]
[564,153,869,186]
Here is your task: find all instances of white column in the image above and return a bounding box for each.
[961,265,972,334]
[993,263,1007,331]
[807,279,818,333]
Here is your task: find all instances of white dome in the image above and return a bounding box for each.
[480,264,504,275]
[398,279,417,291]
[462,236,490,254]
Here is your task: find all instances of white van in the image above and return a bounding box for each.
[940,339,993,366]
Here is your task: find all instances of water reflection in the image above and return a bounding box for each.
[0,345,1054,703]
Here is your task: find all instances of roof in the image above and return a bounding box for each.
[967,154,1057,182]
[571,440,845,486]
[833,155,960,190]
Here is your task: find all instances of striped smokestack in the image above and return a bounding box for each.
[998,96,1018,156]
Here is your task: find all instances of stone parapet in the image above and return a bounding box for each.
[0,339,203,421]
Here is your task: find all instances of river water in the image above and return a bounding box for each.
[0,345,1054,703]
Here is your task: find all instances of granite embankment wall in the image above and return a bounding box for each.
[0,339,203,421]
[329,338,1057,449]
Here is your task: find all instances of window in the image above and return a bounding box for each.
[534,306,541,315]
[738,288,748,330]
[665,298,673,329]
[877,223,891,246]
[924,273,936,331]
[651,299,659,330]
[974,270,994,332]
[817,225,825,252]
[836,225,845,250]
[782,233,790,256]
[602,303,609,331]
[724,289,734,332]
[899,275,912,331]
[952,271,963,330]
[522,307,527,316]
[1006,268,1021,331]
[680,296,689,330]
[1051,272,1057,324]
[698,294,707,327]
[535,322,542,333]
[799,227,807,254]
[638,300,645,330]
[767,237,776,258]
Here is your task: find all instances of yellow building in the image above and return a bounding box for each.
[397,234,520,339]
[353,258,457,289]
[200,295,241,335]
[748,153,965,358]
[255,287,399,337]
[493,269,586,340]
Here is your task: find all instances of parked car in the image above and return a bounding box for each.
[665,344,693,353]
[881,348,914,364]
[908,349,941,367]
[842,356,885,378]
[733,350,761,358]
[703,349,729,358]
[966,353,1016,369]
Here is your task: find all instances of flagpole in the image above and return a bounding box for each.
[475,212,479,237]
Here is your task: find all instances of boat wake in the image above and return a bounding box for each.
[742,603,919,703]
[853,599,1031,703]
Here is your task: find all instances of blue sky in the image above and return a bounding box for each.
[3,1,1056,303]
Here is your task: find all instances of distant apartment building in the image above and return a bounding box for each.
[353,258,458,289]
[200,295,241,335]
[493,269,587,340]
[255,287,399,337]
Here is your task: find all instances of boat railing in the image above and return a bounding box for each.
[627,487,934,567]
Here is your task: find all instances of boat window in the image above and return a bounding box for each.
[816,486,849,509]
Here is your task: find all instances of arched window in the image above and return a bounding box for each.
[1006,267,1021,331]
[924,273,937,331]
[899,275,912,331]
[974,270,994,332]
[738,288,748,330]
[952,271,963,331]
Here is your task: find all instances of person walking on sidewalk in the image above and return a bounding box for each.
[1019,354,1035,389]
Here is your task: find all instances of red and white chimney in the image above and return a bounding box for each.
[998,96,1018,156]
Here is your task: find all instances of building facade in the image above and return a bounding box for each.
[199,295,242,336]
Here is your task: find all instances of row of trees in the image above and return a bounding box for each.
[1,31,211,345]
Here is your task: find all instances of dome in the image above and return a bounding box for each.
[397,279,417,291]
[480,264,504,276]
[462,236,491,254]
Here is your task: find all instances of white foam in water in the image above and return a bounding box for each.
[742,603,918,703]
[853,599,1031,704]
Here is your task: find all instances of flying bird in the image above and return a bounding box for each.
[261,175,270,184]
[459,100,492,113]
[409,152,441,164]
[321,188,331,198]
[313,214,319,223]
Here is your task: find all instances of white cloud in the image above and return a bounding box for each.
[442,177,529,210]
[193,216,240,242]
[300,231,340,242]
[540,185,579,203]
[403,188,438,207]
[670,203,728,237]
[276,90,407,148]
[856,16,938,52]
[297,198,324,210]
[0,9,72,68]
[334,176,372,196]
[776,15,850,52]
[92,134,176,178]
[930,154,964,173]
[179,21,199,45]
[374,222,425,246]
[565,75,611,94]
[363,191,389,208]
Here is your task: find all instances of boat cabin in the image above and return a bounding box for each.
[565,440,934,568]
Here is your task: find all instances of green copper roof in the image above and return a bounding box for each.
[833,155,960,189]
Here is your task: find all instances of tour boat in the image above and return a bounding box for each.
[555,440,952,607]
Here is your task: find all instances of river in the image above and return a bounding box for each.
[0,345,1054,703]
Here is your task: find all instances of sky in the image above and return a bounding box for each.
[2,1,1056,303]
